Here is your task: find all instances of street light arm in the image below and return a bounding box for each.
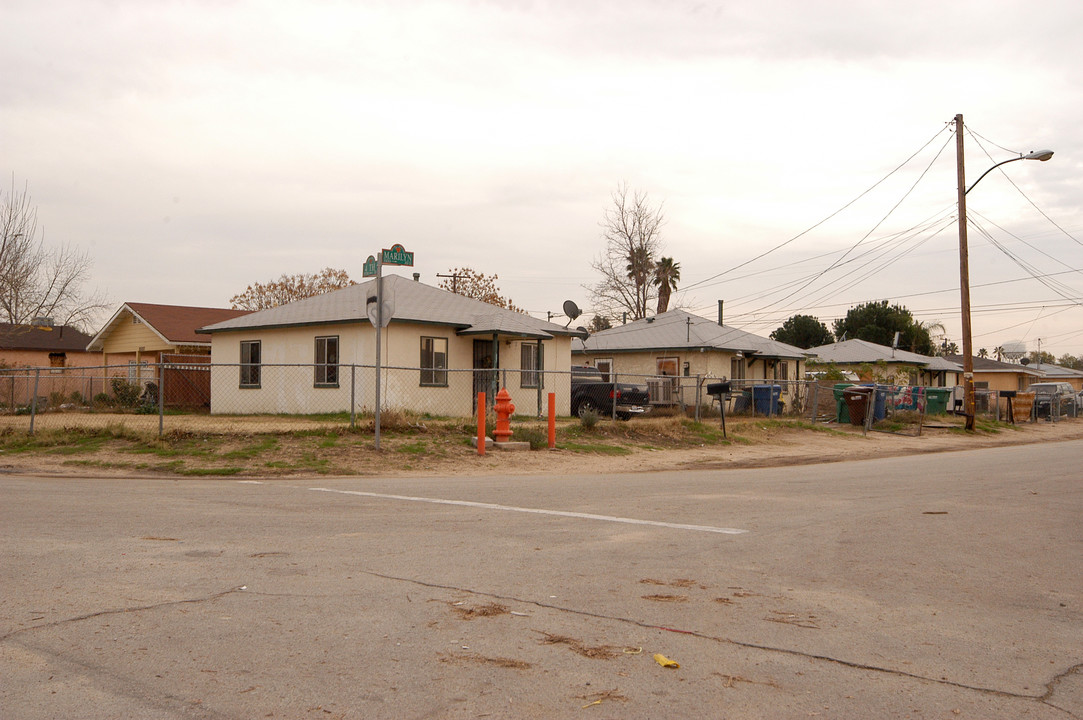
[965,150,1054,195]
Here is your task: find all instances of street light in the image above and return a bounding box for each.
[955,113,1053,431]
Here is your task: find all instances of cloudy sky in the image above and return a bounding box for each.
[4,0,1082,356]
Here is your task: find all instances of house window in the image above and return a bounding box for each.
[520,343,542,389]
[656,357,679,377]
[49,352,66,373]
[240,340,261,388]
[420,336,448,387]
[128,360,149,382]
[314,336,339,387]
[731,356,746,380]
[775,361,789,381]
[595,358,613,383]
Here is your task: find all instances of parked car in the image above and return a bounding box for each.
[570,365,651,420]
[1023,382,1081,418]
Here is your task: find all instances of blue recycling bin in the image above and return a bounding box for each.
[859,383,888,421]
[752,384,782,416]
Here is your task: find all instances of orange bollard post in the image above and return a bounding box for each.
[477,391,486,456]
[493,387,515,443]
[547,392,556,449]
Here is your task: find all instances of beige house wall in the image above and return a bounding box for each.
[210,322,572,417]
[0,348,100,369]
[0,349,102,407]
[574,349,803,382]
[974,372,1038,393]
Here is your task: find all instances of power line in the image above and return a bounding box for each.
[680,124,953,294]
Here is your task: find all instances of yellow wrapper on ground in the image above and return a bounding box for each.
[653,653,679,668]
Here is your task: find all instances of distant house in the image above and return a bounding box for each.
[0,319,96,370]
[1033,362,1083,391]
[198,275,579,417]
[571,309,808,407]
[0,319,98,408]
[809,339,962,387]
[942,354,1045,393]
[87,303,251,382]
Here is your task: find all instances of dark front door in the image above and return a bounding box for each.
[472,339,496,415]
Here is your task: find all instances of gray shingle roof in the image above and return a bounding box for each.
[199,274,575,339]
[573,309,808,359]
[811,339,963,371]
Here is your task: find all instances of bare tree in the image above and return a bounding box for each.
[589,184,666,321]
[0,177,107,330]
[230,268,356,311]
[438,267,522,312]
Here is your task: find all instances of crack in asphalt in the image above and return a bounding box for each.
[0,586,245,643]
[4,577,1078,718]
[357,568,1081,716]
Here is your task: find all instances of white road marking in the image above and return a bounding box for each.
[308,487,747,535]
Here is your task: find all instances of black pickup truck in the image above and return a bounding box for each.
[570,365,651,420]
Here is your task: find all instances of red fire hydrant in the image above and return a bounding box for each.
[493,387,515,443]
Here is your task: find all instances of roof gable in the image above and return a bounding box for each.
[88,303,251,351]
[199,275,576,339]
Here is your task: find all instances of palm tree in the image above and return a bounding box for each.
[994,346,1005,362]
[912,319,946,354]
[977,348,988,359]
[653,257,681,314]
[625,246,653,318]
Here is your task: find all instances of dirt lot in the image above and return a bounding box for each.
[4,412,1083,478]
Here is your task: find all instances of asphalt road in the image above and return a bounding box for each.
[2,441,1081,719]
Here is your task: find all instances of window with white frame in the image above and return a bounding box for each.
[314,336,339,387]
[420,336,448,386]
[240,340,261,388]
[520,342,542,388]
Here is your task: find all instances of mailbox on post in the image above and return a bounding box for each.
[706,381,732,438]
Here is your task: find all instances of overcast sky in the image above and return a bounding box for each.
[4,0,1082,357]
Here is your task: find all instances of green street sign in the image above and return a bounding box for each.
[362,255,378,277]
[381,244,414,266]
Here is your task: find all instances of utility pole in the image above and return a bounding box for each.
[955,113,976,431]
[436,272,463,294]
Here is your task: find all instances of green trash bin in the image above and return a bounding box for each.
[833,383,854,423]
[925,387,951,415]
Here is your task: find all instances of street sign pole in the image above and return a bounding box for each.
[374,256,382,450]
[364,245,413,452]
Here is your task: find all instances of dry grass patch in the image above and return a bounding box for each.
[448,601,510,620]
[535,632,621,660]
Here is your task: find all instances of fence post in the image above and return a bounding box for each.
[611,373,617,421]
[158,363,164,437]
[694,376,702,422]
[350,364,356,429]
[30,368,40,435]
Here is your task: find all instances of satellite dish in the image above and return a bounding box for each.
[575,326,589,340]
[562,300,582,328]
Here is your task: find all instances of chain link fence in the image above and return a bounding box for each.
[5,363,1076,437]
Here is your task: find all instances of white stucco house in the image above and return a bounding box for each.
[572,309,809,407]
[199,275,579,417]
